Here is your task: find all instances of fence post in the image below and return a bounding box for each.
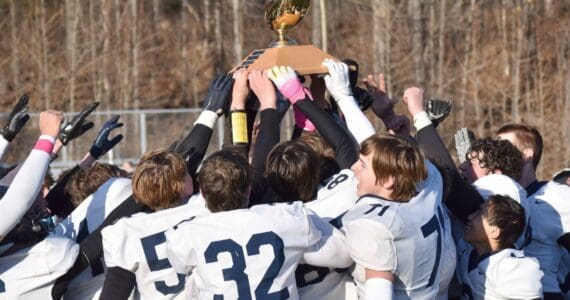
[140,111,147,156]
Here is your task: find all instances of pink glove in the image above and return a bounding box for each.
[266,66,312,104]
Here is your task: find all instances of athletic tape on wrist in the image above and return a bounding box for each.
[230,111,248,144]
[34,138,55,154]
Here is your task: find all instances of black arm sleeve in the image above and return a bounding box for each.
[249,109,280,206]
[52,196,149,299]
[558,233,570,252]
[415,124,483,223]
[46,165,81,218]
[295,99,358,169]
[99,267,136,300]
[174,123,213,178]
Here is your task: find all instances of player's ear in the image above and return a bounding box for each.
[381,176,396,190]
[488,225,501,240]
[521,148,534,164]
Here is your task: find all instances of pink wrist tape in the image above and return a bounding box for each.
[293,106,316,132]
[34,138,54,154]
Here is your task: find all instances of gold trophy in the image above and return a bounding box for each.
[232,0,336,75]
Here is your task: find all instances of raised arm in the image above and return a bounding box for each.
[403,87,483,222]
[267,66,358,169]
[323,59,375,144]
[0,110,62,239]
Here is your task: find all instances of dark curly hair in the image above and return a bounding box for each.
[468,137,523,181]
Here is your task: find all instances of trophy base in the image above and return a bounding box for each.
[231,45,337,75]
[268,37,298,48]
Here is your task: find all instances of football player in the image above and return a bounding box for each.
[497,124,570,298]
[101,149,205,299]
[0,110,82,299]
[344,133,454,299]
[456,195,543,299]
[165,150,352,299]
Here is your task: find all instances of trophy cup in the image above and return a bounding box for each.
[231,0,337,75]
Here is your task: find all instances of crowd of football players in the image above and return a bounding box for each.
[0,59,569,300]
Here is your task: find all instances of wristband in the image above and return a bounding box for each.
[34,135,56,154]
[230,110,248,144]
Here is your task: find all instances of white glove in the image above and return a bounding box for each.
[323,59,352,101]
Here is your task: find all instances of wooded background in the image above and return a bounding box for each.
[0,0,568,178]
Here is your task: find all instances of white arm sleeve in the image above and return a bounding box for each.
[0,137,53,238]
[335,96,376,144]
[0,136,10,160]
[365,277,393,300]
[302,212,352,268]
[346,219,397,272]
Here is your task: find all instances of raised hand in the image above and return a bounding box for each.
[202,74,234,116]
[1,95,30,142]
[266,65,311,104]
[59,102,99,145]
[425,99,452,128]
[89,115,123,159]
[322,59,352,101]
[248,69,276,110]
[402,87,425,116]
[364,74,398,120]
[39,110,64,138]
[231,69,250,111]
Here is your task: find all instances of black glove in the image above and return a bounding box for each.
[59,102,99,145]
[0,95,30,142]
[425,99,452,128]
[89,115,123,159]
[202,74,234,116]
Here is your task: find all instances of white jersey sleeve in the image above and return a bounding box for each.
[525,181,570,293]
[54,177,132,241]
[0,138,52,238]
[456,240,543,300]
[346,218,396,272]
[492,251,543,299]
[0,235,79,299]
[0,136,9,160]
[302,211,351,269]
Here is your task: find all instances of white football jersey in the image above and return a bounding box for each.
[472,174,531,249]
[102,194,209,299]
[165,202,336,300]
[53,177,132,300]
[343,161,455,299]
[0,235,79,300]
[525,181,570,293]
[456,239,543,299]
[298,169,358,300]
[54,177,133,241]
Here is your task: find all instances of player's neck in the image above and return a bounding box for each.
[519,163,537,188]
[472,241,494,257]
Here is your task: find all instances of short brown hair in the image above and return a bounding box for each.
[469,137,523,181]
[485,195,526,248]
[265,141,320,202]
[360,134,427,201]
[198,150,251,212]
[132,149,187,211]
[497,124,543,169]
[297,131,340,182]
[66,163,128,207]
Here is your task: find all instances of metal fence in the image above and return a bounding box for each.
[0,108,296,177]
